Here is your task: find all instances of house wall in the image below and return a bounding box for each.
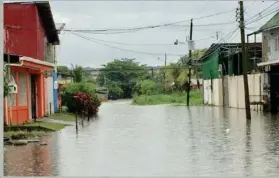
[203,78,223,106]
[53,71,58,112]
[4,66,48,125]
[263,29,279,62]
[45,43,56,115]
[46,75,54,115]
[4,3,46,60]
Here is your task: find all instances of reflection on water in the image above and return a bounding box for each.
[4,101,279,176]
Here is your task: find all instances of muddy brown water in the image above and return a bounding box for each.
[4,100,279,176]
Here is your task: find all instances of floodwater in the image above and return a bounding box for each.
[4,100,279,176]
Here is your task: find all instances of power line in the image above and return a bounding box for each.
[170,21,236,27]
[63,9,236,34]
[69,32,185,56]
[66,32,215,46]
[245,1,279,22]
[87,66,197,73]
[198,26,240,62]
[194,1,210,19]
[246,8,279,26]
[245,1,279,24]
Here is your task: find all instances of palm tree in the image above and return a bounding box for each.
[71,64,84,83]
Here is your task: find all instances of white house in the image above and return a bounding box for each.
[255,12,279,112]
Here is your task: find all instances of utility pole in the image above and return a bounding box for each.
[186,19,193,106]
[238,1,251,120]
[164,53,167,91]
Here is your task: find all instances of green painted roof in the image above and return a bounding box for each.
[259,12,279,32]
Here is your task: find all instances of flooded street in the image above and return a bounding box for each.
[4,100,279,176]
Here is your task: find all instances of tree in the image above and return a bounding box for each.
[98,59,148,98]
[57,65,70,74]
[71,64,84,83]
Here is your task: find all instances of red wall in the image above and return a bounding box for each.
[4,3,46,60]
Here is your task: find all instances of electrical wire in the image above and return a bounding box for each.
[69,31,185,56]
[65,33,215,46]
[245,1,279,25]
[62,9,236,34]
[245,1,279,22]
[198,26,240,63]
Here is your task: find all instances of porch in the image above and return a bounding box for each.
[4,55,54,125]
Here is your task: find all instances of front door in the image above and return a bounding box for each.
[31,75,37,120]
[270,66,279,113]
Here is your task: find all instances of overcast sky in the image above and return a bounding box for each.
[49,1,277,68]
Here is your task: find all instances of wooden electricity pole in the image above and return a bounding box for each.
[238,1,251,120]
[186,19,193,106]
[164,53,167,92]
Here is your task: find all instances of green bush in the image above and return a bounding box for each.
[61,82,98,113]
[108,84,123,98]
[135,80,163,95]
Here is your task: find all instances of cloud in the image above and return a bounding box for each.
[49,1,275,68]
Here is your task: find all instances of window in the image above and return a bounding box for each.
[274,37,279,51]
[8,71,17,107]
[18,72,27,106]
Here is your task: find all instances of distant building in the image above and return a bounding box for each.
[84,67,102,80]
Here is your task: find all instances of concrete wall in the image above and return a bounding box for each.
[203,78,223,106]
[46,76,54,115]
[228,74,265,111]
[203,73,267,111]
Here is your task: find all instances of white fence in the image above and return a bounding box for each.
[203,73,267,111]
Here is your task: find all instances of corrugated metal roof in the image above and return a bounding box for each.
[258,12,279,32]
[4,1,60,45]
[35,1,60,45]
[199,43,262,61]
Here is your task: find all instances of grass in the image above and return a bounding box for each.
[4,130,49,140]
[49,113,76,121]
[4,121,70,140]
[24,121,70,131]
[133,90,203,106]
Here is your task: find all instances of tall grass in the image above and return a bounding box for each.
[133,90,203,105]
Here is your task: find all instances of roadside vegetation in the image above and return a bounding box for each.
[4,121,70,139]
[133,90,203,105]
[56,50,206,106]
[49,113,76,121]
[95,51,205,105]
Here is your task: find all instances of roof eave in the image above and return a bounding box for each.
[34,1,60,45]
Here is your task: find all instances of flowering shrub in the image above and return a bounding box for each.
[73,92,101,118]
[61,82,99,114]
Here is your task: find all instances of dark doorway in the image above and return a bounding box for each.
[31,75,37,120]
[269,65,279,113]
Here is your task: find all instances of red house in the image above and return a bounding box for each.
[4,1,60,125]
